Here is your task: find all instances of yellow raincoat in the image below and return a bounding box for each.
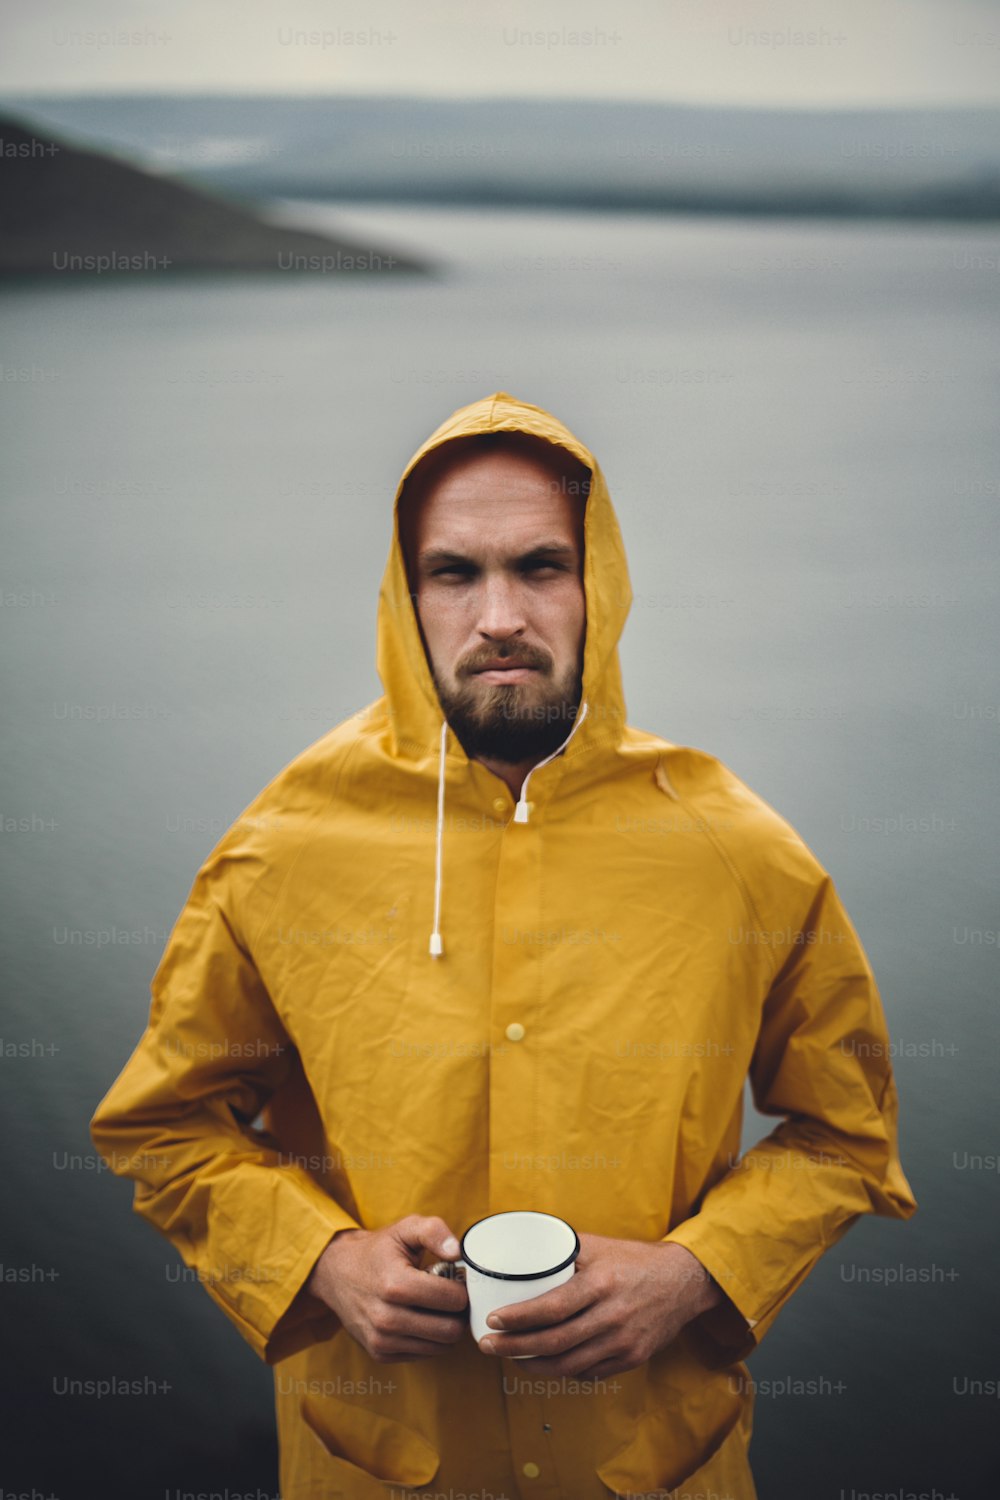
[91,392,917,1498]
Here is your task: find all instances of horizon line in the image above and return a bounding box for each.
[0,88,998,115]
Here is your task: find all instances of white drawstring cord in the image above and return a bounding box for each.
[429,718,448,957]
[429,700,589,955]
[513,700,589,823]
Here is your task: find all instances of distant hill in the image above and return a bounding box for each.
[0,116,427,276]
[4,93,1000,219]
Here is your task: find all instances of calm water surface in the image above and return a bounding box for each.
[1,205,996,1496]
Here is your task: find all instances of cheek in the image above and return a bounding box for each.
[544,584,586,653]
[416,592,470,659]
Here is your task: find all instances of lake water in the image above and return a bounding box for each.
[1,203,997,1497]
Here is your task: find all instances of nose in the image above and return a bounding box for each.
[475,570,527,642]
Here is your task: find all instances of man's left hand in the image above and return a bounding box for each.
[477,1234,723,1381]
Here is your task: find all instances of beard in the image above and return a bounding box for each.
[432,646,583,764]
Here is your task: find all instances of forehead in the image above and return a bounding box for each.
[401,446,586,555]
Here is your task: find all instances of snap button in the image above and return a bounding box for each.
[492,797,507,814]
[522,1462,540,1479]
[505,1022,525,1043]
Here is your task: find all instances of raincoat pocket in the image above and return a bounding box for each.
[301,1390,440,1492]
[594,1361,748,1497]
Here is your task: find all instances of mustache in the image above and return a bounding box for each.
[459,644,553,676]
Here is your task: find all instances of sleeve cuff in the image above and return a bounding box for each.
[661,1223,760,1366]
[178,1169,362,1364]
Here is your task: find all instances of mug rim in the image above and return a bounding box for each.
[460,1210,580,1282]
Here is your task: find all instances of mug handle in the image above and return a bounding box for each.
[426,1259,467,1281]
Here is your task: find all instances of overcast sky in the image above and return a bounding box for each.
[2,0,998,107]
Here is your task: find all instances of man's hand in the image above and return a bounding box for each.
[477,1234,724,1381]
[306,1214,468,1363]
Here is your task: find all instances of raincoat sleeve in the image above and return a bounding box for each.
[89,860,361,1364]
[662,865,918,1366]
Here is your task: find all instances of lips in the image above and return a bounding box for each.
[471,660,541,684]
[474,662,535,673]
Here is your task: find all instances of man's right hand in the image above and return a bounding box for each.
[306,1214,469,1363]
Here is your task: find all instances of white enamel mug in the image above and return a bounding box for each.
[429,1210,580,1357]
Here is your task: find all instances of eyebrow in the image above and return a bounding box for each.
[418,541,578,568]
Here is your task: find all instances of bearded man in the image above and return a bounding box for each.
[92,391,917,1499]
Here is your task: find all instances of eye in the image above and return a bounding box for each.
[523,561,566,575]
[431,565,475,580]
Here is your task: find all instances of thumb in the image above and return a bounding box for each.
[395,1214,461,1262]
[439,1230,461,1258]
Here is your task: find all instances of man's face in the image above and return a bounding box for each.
[401,445,587,765]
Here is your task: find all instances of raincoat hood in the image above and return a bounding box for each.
[376,390,631,763]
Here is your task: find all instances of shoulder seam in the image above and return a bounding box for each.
[660,760,785,986]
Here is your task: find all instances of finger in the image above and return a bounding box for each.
[382,1263,469,1315]
[480,1307,601,1360]
[384,1306,469,1345]
[486,1273,597,1333]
